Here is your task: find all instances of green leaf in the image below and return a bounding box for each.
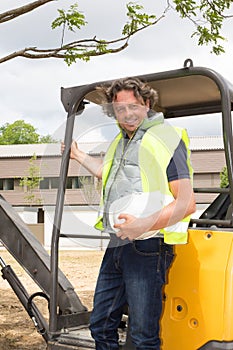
[122,2,156,36]
[64,48,91,66]
[173,0,198,17]
[52,3,87,32]
[220,166,229,188]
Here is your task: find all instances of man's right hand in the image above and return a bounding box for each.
[61,140,79,160]
[61,140,103,179]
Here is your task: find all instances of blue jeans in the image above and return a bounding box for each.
[89,237,174,350]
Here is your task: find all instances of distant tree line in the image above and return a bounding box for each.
[0,120,57,144]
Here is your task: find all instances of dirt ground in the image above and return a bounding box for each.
[0,249,104,350]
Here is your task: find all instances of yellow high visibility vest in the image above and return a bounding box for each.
[95,123,193,244]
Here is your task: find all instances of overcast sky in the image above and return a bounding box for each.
[1,0,233,142]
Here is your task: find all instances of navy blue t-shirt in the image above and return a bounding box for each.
[167,139,190,182]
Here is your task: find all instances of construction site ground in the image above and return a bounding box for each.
[0,249,104,350]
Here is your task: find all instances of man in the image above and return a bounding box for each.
[67,77,196,349]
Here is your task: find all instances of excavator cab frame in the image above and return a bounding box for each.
[1,58,233,349]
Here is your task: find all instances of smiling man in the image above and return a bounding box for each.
[113,90,150,135]
[66,77,196,349]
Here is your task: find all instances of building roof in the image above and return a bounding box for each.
[0,136,224,158]
[0,143,60,158]
[189,136,224,151]
[0,142,111,158]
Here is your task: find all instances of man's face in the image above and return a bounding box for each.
[113,90,149,137]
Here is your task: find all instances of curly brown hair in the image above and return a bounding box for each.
[98,77,159,118]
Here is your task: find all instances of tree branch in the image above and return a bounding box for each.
[0,10,166,64]
[204,0,233,19]
[0,0,55,23]
[0,41,128,64]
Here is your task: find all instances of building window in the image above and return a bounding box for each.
[66,177,72,189]
[40,178,50,189]
[64,176,93,189]
[38,208,44,223]
[39,176,94,190]
[40,177,59,189]
[73,177,80,189]
[66,177,81,189]
[0,178,14,190]
[51,177,59,189]
[79,176,94,188]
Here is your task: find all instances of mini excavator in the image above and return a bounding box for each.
[1,59,233,349]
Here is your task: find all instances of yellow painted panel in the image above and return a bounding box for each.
[161,229,233,349]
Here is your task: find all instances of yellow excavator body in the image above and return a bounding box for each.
[161,228,233,349]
